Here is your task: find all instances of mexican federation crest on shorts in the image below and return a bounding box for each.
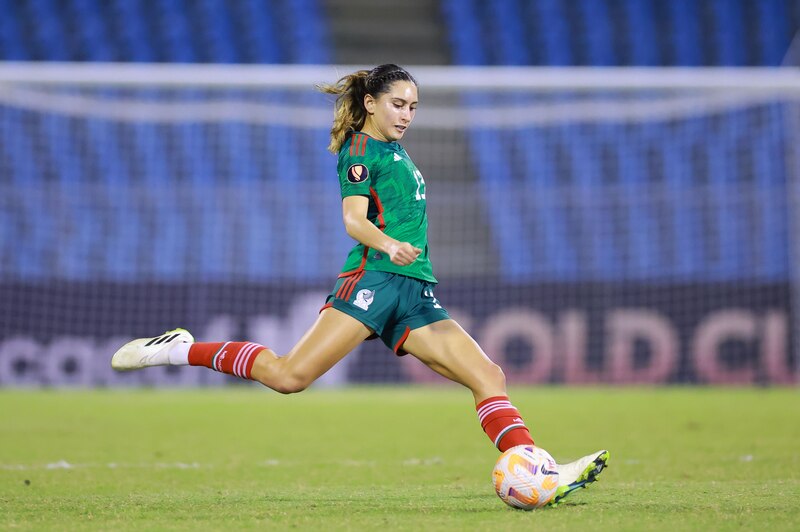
[353,289,375,311]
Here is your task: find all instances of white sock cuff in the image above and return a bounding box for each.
[167,342,191,365]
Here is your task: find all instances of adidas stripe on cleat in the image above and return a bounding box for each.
[548,450,610,507]
[111,328,194,371]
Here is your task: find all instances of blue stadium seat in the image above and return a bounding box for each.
[238,0,282,63]
[82,117,141,281]
[0,109,38,188]
[261,124,320,280]
[704,112,745,280]
[661,119,705,280]
[0,0,29,60]
[238,184,276,281]
[486,0,530,65]
[0,109,45,279]
[69,0,115,61]
[441,0,487,65]
[280,0,332,276]
[157,0,200,63]
[110,0,157,62]
[751,105,789,280]
[516,123,580,280]
[17,189,55,280]
[284,0,329,64]
[32,111,96,280]
[712,0,747,66]
[614,122,663,279]
[561,124,619,279]
[305,125,352,276]
[578,0,616,66]
[197,0,240,63]
[666,0,703,66]
[711,0,747,66]
[756,0,791,66]
[533,0,575,66]
[621,0,659,65]
[26,0,72,61]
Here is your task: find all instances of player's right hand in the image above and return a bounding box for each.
[387,242,422,266]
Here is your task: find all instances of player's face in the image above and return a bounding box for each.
[363,81,418,142]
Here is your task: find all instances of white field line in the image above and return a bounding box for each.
[1,461,203,470]
[1,457,447,471]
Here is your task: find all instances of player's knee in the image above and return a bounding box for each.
[272,370,312,395]
[484,361,506,390]
[254,355,313,394]
[468,361,506,399]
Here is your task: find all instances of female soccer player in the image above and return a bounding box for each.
[111,64,608,506]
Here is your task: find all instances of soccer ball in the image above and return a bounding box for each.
[492,445,559,510]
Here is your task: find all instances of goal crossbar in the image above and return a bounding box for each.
[0,62,799,92]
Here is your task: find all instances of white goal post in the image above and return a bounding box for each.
[1,62,800,90]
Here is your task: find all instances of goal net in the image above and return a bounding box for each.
[0,63,797,387]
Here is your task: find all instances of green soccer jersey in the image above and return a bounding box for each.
[337,131,437,283]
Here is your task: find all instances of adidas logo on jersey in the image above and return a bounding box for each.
[393,153,403,162]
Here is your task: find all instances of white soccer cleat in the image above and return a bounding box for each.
[548,449,610,506]
[110,328,194,371]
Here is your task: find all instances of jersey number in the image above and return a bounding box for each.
[413,169,426,200]
[423,288,442,309]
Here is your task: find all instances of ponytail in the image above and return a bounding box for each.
[317,70,370,154]
[318,64,417,154]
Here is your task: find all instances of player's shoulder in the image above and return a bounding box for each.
[339,132,390,162]
[344,132,370,158]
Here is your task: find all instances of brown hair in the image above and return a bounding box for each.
[318,64,417,153]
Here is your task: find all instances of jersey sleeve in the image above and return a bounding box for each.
[337,135,374,198]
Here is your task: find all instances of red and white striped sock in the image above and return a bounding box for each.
[187,342,266,380]
[476,396,535,452]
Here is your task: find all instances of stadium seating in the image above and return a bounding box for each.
[0,0,336,281]
[440,0,797,281]
[0,0,796,282]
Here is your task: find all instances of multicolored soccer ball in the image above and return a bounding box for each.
[492,445,559,510]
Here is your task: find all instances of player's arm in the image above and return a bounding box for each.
[342,196,420,266]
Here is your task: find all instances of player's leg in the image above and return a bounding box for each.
[401,319,609,506]
[248,308,372,393]
[401,319,505,403]
[400,319,534,451]
[111,308,373,394]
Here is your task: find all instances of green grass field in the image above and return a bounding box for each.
[1,387,799,531]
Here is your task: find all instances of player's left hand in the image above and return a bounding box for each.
[387,242,421,266]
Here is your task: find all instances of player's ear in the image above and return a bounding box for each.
[363,93,376,115]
